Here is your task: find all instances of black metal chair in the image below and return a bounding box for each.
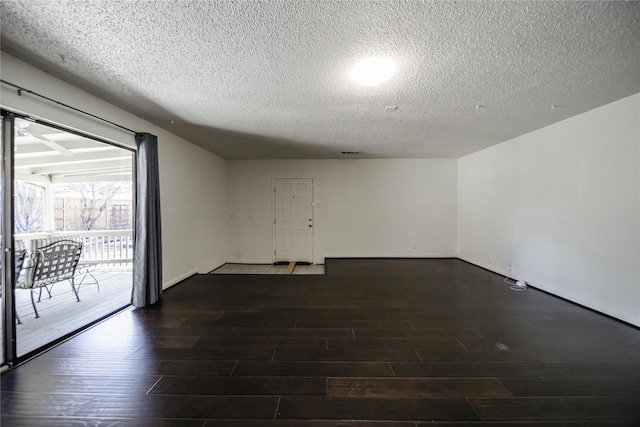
[14,249,26,324]
[16,240,83,319]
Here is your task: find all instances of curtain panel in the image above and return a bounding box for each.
[132,133,162,307]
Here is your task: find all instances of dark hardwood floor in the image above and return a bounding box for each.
[2,258,639,426]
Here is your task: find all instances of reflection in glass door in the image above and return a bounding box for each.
[9,115,134,358]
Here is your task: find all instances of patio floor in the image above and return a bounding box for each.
[11,268,132,356]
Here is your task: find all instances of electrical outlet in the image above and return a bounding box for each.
[507,264,512,272]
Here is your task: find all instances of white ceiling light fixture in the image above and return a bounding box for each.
[350,57,396,86]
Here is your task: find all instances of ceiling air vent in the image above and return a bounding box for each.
[341,151,361,155]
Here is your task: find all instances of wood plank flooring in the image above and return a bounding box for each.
[2,258,639,425]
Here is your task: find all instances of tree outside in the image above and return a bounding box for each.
[14,181,44,234]
[14,181,133,233]
[54,182,132,231]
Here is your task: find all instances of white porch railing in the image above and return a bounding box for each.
[16,230,133,267]
[71,230,133,265]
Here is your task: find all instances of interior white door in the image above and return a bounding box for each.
[274,178,313,263]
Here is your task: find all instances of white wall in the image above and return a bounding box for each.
[458,94,640,326]
[226,159,458,264]
[1,52,228,288]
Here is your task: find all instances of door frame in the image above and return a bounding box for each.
[1,111,17,367]
[0,109,137,367]
[272,177,314,264]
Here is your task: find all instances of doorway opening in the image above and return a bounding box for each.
[2,112,135,362]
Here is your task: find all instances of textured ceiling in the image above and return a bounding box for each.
[1,1,639,159]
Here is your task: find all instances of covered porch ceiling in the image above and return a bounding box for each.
[13,117,133,184]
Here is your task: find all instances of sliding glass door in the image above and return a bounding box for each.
[1,110,135,364]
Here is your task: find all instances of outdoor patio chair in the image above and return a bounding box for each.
[75,263,100,294]
[17,236,84,302]
[16,240,83,319]
[14,249,26,325]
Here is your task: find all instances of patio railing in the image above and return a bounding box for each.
[16,230,133,268]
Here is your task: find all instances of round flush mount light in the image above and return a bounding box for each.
[350,57,396,86]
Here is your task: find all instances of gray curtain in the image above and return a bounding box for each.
[132,132,162,307]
